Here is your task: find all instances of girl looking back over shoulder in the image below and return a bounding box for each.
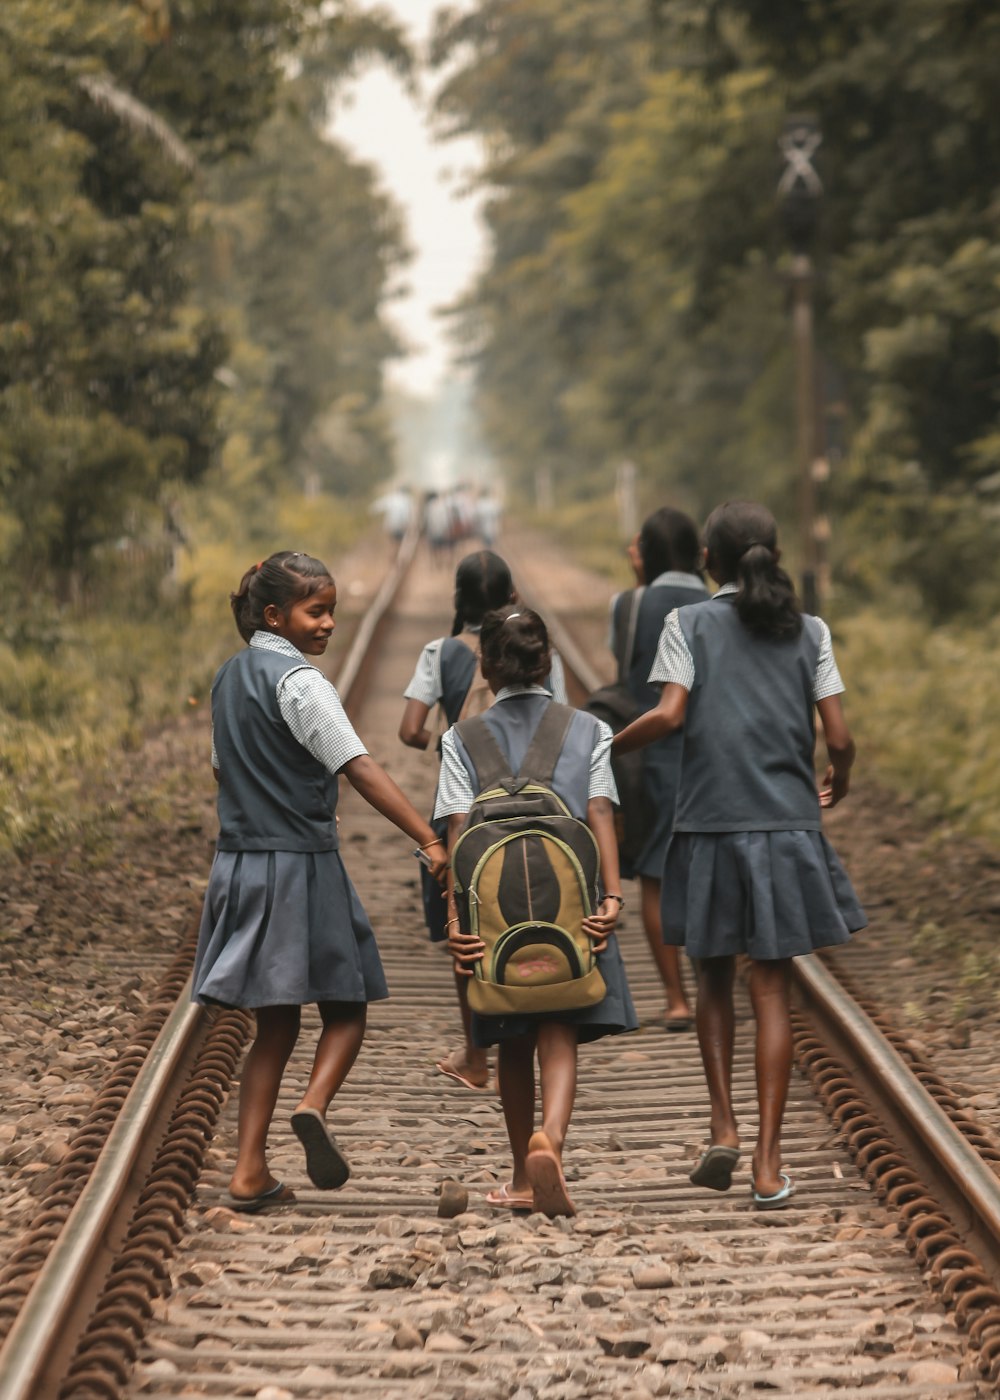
[194,551,446,1212]
[614,502,865,1209]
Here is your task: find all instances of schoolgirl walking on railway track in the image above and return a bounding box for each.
[610,507,709,1031]
[613,501,866,1208]
[398,550,567,1091]
[193,551,447,1212]
[440,606,637,1216]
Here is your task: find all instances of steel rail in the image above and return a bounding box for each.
[516,564,1000,1258]
[0,519,421,1400]
[795,954,1000,1251]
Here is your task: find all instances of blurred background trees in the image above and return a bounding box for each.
[0,0,409,605]
[433,0,1000,620]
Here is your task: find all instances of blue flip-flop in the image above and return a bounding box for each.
[751,1172,795,1210]
[689,1144,740,1191]
[228,1181,295,1214]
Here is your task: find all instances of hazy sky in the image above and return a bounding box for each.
[328,1,486,400]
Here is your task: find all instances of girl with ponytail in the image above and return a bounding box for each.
[614,502,865,1210]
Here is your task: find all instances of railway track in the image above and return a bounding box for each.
[1,530,998,1398]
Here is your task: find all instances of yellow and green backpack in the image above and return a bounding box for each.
[450,705,607,1016]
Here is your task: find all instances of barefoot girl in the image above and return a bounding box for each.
[440,606,637,1216]
[613,502,865,1208]
[611,507,709,1030]
[193,550,447,1211]
[399,550,567,1091]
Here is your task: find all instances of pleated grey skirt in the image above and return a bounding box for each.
[633,739,682,881]
[192,849,389,1009]
[470,936,639,1048]
[662,829,866,961]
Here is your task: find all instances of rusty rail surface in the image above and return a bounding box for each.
[0,521,421,1400]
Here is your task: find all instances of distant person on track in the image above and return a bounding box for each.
[613,501,865,1209]
[610,508,709,1030]
[475,488,502,547]
[398,550,568,1092]
[371,486,413,550]
[193,550,447,1212]
[440,606,637,1217]
[423,491,452,566]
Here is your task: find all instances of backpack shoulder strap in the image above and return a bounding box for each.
[454,714,513,791]
[517,702,575,787]
[614,586,645,680]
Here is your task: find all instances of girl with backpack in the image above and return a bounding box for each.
[613,502,865,1208]
[399,550,567,1091]
[609,507,710,1031]
[440,606,637,1216]
[194,551,447,1211]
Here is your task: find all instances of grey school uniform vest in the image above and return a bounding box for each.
[673,598,823,833]
[439,637,479,723]
[454,693,597,820]
[213,647,340,852]
[622,580,711,713]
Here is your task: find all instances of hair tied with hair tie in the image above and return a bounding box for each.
[254,560,264,570]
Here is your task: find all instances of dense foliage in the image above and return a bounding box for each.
[433,0,1000,617]
[0,0,408,601]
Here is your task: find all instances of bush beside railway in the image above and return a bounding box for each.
[0,494,363,857]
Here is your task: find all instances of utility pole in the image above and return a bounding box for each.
[778,115,824,615]
[615,459,639,541]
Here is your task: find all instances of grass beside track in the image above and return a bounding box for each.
[0,493,364,857]
[532,495,1000,849]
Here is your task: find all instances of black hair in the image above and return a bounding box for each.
[451,550,515,635]
[479,605,551,688]
[703,501,802,640]
[638,506,703,582]
[230,550,333,643]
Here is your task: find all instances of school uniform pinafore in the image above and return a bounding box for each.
[403,634,568,940]
[656,594,866,960]
[192,635,388,1008]
[615,573,710,880]
[436,688,639,1047]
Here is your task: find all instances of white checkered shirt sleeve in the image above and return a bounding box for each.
[812,619,845,700]
[434,730,475,819]
[277,667,368,774]
[648,605,845,700]
[434,717,618,820]
[402,640,443,705]
[648,609,695,690]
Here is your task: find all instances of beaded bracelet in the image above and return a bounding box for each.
[602,893,625,908]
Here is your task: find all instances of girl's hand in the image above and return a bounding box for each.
[418,836,448,883]
[818,764,850,808]
[582,896,620,954]
[448,925,485,975]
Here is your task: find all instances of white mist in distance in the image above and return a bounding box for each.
[328,1,490,490]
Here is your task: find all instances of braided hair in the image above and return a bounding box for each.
[451,550,515,635]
